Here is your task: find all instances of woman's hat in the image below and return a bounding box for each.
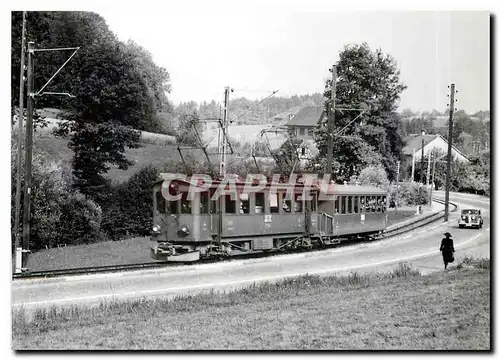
[444,232,452,237]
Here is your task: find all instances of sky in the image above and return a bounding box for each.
[96,8,490,114]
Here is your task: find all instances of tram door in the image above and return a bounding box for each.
[304,192,318,235]
[304,194,312,235]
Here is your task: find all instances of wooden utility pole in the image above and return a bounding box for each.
[420,131,425,183]
[426,149,432,185]
[444,83,456,221]
[15,43,79,272]
[430,151,437,205]
[220,87,230,177]
[21,41,35,269]
[395,160,400,212]
[14,11,27,273]
[411,148,415,181]
[327,65,336,176]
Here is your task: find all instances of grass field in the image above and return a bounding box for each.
[12,259,490,350]
[33,133,189,183]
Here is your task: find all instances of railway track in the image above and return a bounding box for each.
[12,198,457,280]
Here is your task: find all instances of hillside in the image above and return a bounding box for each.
[32,134,188,183]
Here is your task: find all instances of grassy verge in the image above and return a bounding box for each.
[12,259,490,350]
[24,237,155,271]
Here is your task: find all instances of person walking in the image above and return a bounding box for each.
[440,232,455,270]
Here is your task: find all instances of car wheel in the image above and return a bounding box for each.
[459,225,464,228]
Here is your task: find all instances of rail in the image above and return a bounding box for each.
[12,198,458,280]
[382,198,457,238]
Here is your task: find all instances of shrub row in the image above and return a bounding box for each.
[11,146,103,251]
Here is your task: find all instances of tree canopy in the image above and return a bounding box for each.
[314,43,407,181]
[11,11,175,196]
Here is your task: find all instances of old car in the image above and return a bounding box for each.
[458,209,483,229]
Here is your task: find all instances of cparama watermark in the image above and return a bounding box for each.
[160,173,337,201]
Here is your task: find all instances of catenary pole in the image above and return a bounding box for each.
[444,84,456,221]
[14,11,27,273]
[327,65,336,176]
[21,41,35,269]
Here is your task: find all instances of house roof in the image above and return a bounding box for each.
[402,133,469,161]
[318,184,388,196]
[402,134,439,155]
[286,106,324,127]
[273,105,302,120]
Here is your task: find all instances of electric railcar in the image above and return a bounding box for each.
[150,174,388,262]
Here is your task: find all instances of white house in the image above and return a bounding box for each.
[402,134,470,163]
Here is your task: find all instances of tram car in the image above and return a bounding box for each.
[150,174,388,262]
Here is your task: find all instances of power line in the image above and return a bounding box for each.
[229,90,278,124]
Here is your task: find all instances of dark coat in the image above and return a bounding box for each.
[440,237,455,262]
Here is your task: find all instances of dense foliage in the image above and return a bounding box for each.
[314,43,407,182]
[11,135,104,251]
[100,166,160,240]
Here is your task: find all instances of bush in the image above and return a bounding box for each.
[388,181,431,207]
[100,165,160,240]
[354,165,389,188]
[11,135,104,251]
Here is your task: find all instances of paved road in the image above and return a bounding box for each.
[12,192,490,311]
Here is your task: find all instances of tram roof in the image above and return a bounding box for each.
[153,173,387,195]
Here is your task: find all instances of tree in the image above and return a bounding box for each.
[270,138,303,176]
[124,40,174,133]
[355,165,389,188]
[12,12,176,197]
[175,101,205,147]
[313,133,383,181]
[316,43,407,181]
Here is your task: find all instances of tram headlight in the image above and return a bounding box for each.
[178,224,190,237]
[152,224,162,234]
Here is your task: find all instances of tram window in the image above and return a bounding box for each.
[270,193,279,214]
[225,195,236,214]
[169,200,178,214]
[293,193,303,213]
[359,196,365,213]
[311,193,317,212]
[240,193,250,214]
[181,193,192,214]
[200,192,210,214]
[255,192,265,214]
[368,196,375,212]
[155,191,166,214]
[347,196,352,214]
[353,196,359,214]
[284,195,292,213]
[364,196,370,213]
[341,196,346,214]
[334,197,339,214]
[381,196,387,213]
[201,192,216,214]
[376,196,382,212]
[210,200,217,214]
